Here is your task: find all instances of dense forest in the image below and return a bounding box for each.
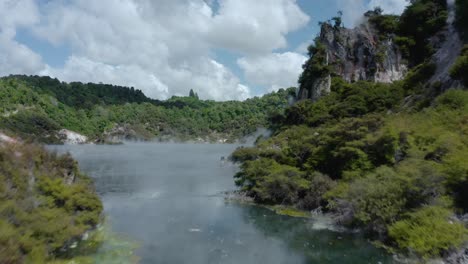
[0,138,102,263]
[0,75,295,143]
[231,0,468,260]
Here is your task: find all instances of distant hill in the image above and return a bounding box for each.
[0,75,296,143]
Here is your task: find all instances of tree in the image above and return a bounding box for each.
[189,89,199,99]
[189,89,196,98]
[332,11,343,28]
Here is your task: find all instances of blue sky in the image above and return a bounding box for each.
[2,0,407,100]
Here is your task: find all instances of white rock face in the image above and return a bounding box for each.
[0,133,16,143]
[298,21,408,101]
[59,129,88,144]
[429,0,463,89]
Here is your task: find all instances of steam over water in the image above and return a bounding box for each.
[50,143,394,264]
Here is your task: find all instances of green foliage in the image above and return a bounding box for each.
[10,75,153,109]
[450,45,468,86]
[401,62,437,92]
[231,0,466,258]
[389,206,467,258]
[232,78,468,256]
[298,39,333,94]
[328,167,408,231]
[366,8,400,37]
[0,110,62,144]
[357,1,448,65]
[0,142,103,262]
[435,88,468,110]
[235,158,309,204]
[398,0,448,64]
[0,76,295,143]
[285,78,403,127]
[188,89,199,99]
[331,11,343,28]
[393,36,416,58]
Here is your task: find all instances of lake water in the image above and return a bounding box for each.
[50,143,395,264]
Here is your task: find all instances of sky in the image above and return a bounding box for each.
[0,0,408,101]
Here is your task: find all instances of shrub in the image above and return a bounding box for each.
[230,147,260,163]
[398,0,448,64]
[327,166,408,233]
[389,206,467,258]
[401,62,436,92]
[435,88,468,110]
[449,45,468,86]
[298,172,336,210]
[235,158,309,204]
[0,142,103,261]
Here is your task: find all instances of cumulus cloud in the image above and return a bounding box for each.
[0,0,312,100]
[238,52,307,91]
[27,0,309,100]
[368,0,408,14]
[40,56,170,99]
[207,0,310,54]
[0,0,44,75]
[337,0,408,27]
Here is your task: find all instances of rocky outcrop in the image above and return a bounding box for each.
[298,74,332,102]
[298,22,407,101]
[0,132,17,144]
[429,0,463,90]
[58,129,88,144]
[444,246,468,264]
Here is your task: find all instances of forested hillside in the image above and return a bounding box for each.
[0,75,295,143]
[231,0,468,260]
[0,135,102,263]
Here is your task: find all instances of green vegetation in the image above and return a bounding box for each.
[365,8,399,37]
[0,75,295,143]
[450,45,468,86]
[231,1,468,256]
[389,205,467,258]
[232,73,468,258]
[0,140,103,263]
[298,39,333,93]
[398,0,448,64]
[367,0,448,65]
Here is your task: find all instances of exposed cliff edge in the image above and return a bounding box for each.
[298,20,407,101]
[299,0,464,102]
[429,0,464,90]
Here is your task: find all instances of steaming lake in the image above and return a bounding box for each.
[50,143,394,264]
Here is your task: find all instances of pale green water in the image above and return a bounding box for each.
[50,143,396,264]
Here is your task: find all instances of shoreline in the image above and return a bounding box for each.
[223,190,467,264]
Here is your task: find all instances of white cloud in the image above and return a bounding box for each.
[0,0,310,100]
[40,56,170,99]
[207,0,310,54]
[0,0,44,76]
[0,37,44,76]
[337,0,408,27]
[238,52,307,91]
[295,40,313,54]
[335,0,368,27]
[368,0,408,14]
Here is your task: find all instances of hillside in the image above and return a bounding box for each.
[231,0,468,261]
[0,134,102,263]
[0,75,295,144]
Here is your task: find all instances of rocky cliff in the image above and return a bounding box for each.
[298,21,408,101]
[429,0,463,90]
